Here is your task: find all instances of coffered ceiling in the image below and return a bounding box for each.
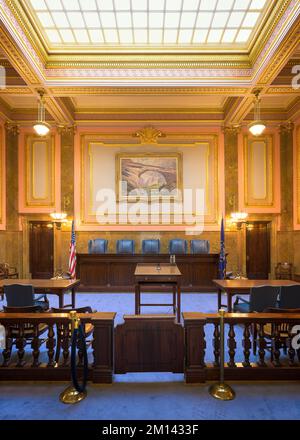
[0,0,299,127]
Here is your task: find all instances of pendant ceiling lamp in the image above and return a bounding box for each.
[33,89,51,136]
[248,90,266,137]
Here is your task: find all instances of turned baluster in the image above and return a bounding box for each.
[227,323,237,368]
[288,324,296,366]
[47,324,56,367]
[272,323,281,367]
[242,323,252,367]
[200,324,206,368]
[62,324,70,366]
[213,323,220,367]
[31,324,41,367]
[257,323,266,367]
[2,326,13,367]
[16,324,26,367]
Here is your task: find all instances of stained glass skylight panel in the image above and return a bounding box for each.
[28,0,270,46]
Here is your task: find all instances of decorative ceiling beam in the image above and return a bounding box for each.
[44,96,74,125]
[0,23,41,86]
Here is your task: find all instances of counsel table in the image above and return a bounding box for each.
[134,263,182,322]
[213,279,300,312]
[0,279,81,308]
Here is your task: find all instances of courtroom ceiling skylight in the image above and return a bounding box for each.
[22,0,271,50]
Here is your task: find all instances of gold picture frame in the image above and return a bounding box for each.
[116,152,183,201]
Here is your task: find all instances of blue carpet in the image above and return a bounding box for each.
[0,292,300,420]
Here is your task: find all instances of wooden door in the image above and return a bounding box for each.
[29,221,54,279]
[246,222,271,279]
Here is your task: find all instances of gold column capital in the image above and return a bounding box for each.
[222,125,241,135]
[57,124,77,136]
[279,122,295,134]
[5,122,19,136]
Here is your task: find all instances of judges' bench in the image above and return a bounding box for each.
[76,253,220,293]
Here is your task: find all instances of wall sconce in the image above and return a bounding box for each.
[50,196,68,228]
[230,212,249,230]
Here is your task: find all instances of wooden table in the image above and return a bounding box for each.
[213,279,300,312]
[0,279,81,308]
[134,263,182,322]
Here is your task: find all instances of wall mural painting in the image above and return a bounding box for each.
[116,153,182,201]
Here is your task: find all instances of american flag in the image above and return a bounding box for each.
[218,216,226,279]
[68,220,76,279]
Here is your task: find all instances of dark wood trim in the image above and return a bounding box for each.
[115,315,184,374]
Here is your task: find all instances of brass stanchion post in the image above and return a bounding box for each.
[59,311,88,404]
[209,309,235,400]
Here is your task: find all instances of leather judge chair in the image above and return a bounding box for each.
[142,239,160,255]
[190,240,210,254]
[169,239,188,255]
[4,284,49,311]
[88,239,108,254]
[278,285,300,309]
[116,239,135,254]
[233,285,280,313]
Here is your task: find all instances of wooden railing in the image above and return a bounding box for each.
[2,311,300,384]
[0,312,115,383]
[183,312,300,383]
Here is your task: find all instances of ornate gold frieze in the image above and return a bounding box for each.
[49,87,249,96]
[257,18,300,85]
[133,126,166,144]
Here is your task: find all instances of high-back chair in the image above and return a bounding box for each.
[142,239,160,255]
[116,239,135,254]
[278,285,300,309]
[88,239,108,254]
[4,284,49,311]
[190,240,210,254]
[169,239,188,255]
[233,285,280,313]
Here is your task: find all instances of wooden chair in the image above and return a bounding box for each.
[51,306,95,365]
[0,263,18,279]
[260,307,300,362]
[2,305,48,367]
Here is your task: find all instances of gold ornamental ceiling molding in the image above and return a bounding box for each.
[266,86,300,95]
[0,24,40,85]
[0,86,33,95]
[249,0,292,64]
[48,87,250,96]
[254,2,300,85]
